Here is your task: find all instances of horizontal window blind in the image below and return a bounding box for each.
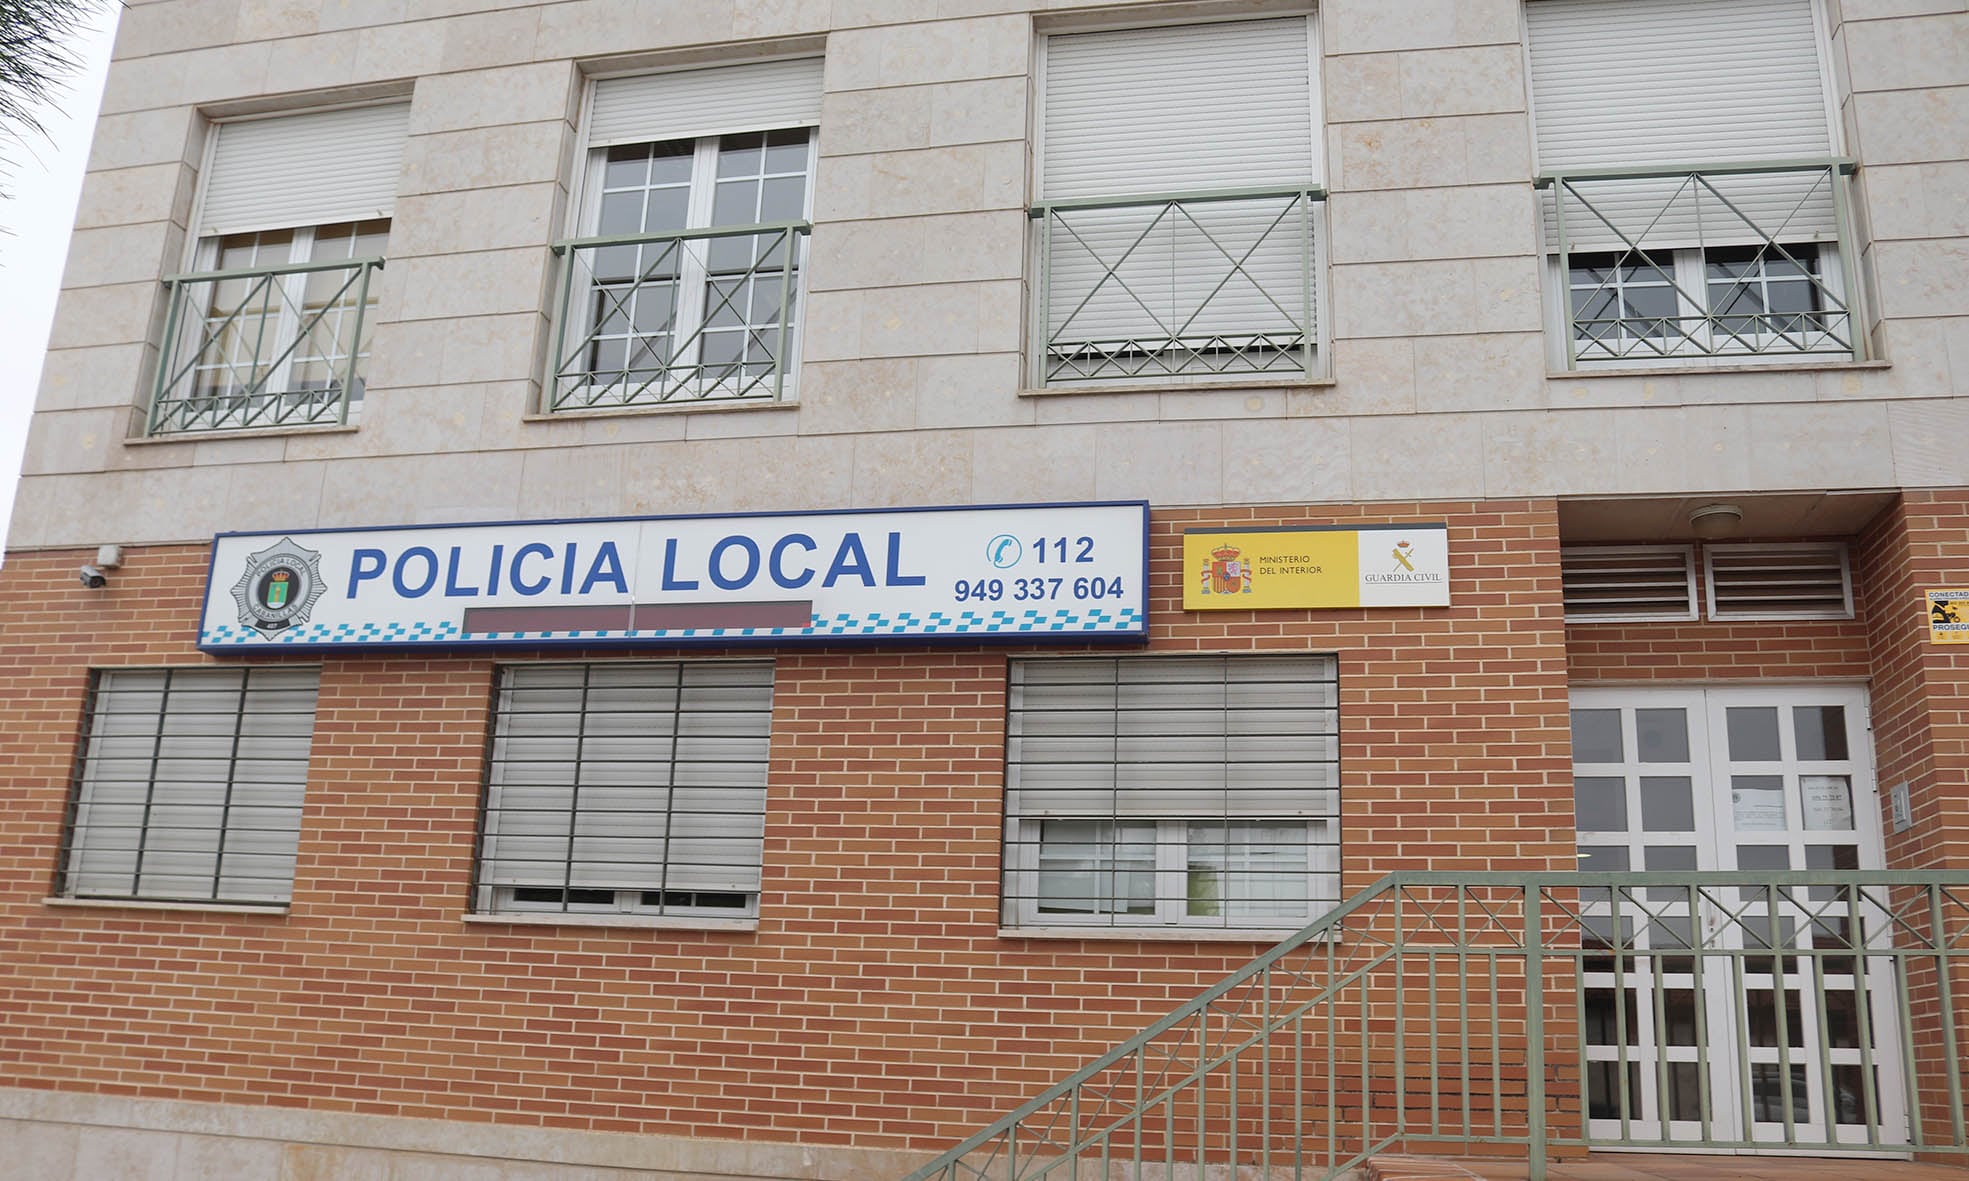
[1042,18,1316,199]
[62,667,319,904]
[1527,0,1836,250]
[1007,655,1339,818]
[589,58,823,148]
[478,662,774,906]
[199,103,409,237]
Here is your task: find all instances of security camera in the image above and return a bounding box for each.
[79,565,108,589]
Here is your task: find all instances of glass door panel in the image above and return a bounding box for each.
[1570,685,1902,1152]
[1702,688,1903,1149]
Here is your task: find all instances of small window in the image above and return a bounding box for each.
[59,668,321,905]
[475,662,775,919]
[1035,18,1324,386]
[1704,542,1853,620]
[151,104,407,434]
[549,60,820,412]
[1003,655,1340,931]
[1561,545,1698,622]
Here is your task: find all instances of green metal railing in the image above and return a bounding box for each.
[906,871,1969,1181]
[1536,159,1863,368]
[149,256,382,434]
[547,220,808,411]
[1032,185,1324,386]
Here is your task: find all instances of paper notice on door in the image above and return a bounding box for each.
[1802,775,1855,831]
[1732,785,1788,831]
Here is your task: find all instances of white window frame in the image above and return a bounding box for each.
[1002,654,1341,934]
[172,220,390,428]
[474,660,775,922]
[550,62,820,412]
[1545,241,1851,370]
[563,130,814,396]
[59,667,320,906]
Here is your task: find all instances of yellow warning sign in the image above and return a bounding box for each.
[1927,588,1969,644]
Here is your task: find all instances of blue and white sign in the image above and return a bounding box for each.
[198,501,1150,650]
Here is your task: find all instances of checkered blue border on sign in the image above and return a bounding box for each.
[199,607,1144,646]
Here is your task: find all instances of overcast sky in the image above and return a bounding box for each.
[0,2,121,557]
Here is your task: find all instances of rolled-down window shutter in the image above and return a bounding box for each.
[66,668,318,903]
[1040,18,1318,359]
[198,103,410,238]
[481,662,773,896]
[1526,0,1836,250]
[589,58,823,147]
[1008,655,1340,820]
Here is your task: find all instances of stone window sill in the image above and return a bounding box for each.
[44,896,288,916]
[462,912,757,932]
[1549,359,1890,381]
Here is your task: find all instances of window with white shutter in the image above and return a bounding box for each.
[1003,655,1340,931]
[1526,0,1861,367]
[150,103,407,434]
[1035,18,1325,386]
[548,59,820,412]
[475,662,775,919]
[59,667,320,905]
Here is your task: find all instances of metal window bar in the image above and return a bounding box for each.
[905,870,1969,1181]
[1030,185,1326,386]
[148,256,383,434]
[56,667,319,906]
[473,662,774,918]
[548,221,810,412]
[1535,160,1862,369]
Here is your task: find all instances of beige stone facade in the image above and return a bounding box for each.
[14,0,1967,549]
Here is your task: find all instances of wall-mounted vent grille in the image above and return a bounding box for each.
[1561,545,1698,622]
[1704,541,1853,620]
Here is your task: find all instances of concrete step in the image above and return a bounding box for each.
[1364,1153,1969,1181]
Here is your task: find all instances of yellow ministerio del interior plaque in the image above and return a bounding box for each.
[1182,524,1450,611]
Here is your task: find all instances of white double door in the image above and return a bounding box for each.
[1570,684,1906,1150]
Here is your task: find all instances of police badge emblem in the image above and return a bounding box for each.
[231,538,326,639]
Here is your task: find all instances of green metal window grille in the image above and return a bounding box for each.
[1539,160,1864,367]
[1033,186,1326,386]
[148,220,386,434]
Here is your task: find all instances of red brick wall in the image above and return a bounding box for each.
[1565,618,1872,683]
[1855,492,1969,870]
[0,500,1573,1150]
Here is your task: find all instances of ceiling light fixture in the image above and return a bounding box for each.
[1688,503,1744,540]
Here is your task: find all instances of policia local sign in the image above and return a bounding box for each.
[1182,523,1451,610]
[199,502,1149,650]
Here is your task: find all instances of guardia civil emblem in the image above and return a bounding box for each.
[231,538,326,639]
